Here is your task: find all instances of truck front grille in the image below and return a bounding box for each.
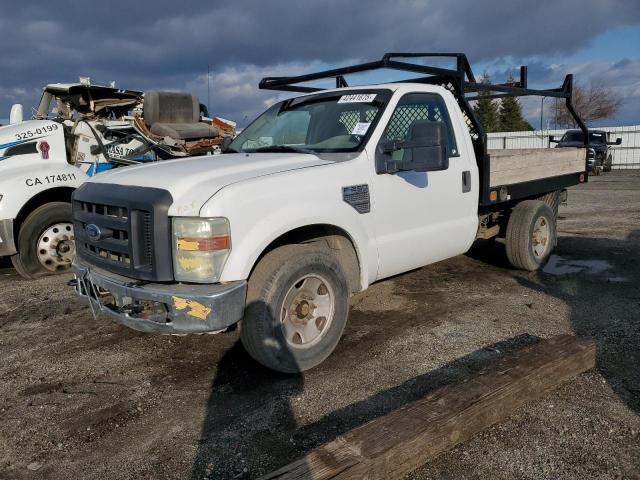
[72,183,173,281]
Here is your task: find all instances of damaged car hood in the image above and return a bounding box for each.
[88,152,333,216]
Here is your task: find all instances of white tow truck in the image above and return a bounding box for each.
[71,53,590,373]
[0,82,234,278]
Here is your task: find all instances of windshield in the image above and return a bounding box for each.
[228,90,392,154]
[561,131,606,144]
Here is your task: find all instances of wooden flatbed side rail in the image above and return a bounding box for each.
[260,335,596,480]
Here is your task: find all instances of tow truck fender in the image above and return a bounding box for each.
[0,161,87,221]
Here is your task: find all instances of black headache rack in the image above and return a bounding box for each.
[259,53,589,207]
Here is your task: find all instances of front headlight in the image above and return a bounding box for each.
[172,217,231,283]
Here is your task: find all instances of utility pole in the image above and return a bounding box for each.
[540,97,546,147]
[207,64,211,115]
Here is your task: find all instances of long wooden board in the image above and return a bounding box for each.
[489,148,584,186]
[261,335,595,480]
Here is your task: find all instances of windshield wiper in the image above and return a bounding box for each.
[249,145,315,155]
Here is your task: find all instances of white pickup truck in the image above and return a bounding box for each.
[71,53,590,373]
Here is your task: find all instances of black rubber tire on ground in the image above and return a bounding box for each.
[240,244,350,373]
[536,191,560,218]
[505,200,556,271]
[11,202,73,279]
[604,155,613,172]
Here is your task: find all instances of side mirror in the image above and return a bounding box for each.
[199,103,209,118]
[376,121,449,174]
[607,137,622,146]
[221,136,233,152]
[9,104,24,124]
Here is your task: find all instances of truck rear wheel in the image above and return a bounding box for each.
[11,202,75,279]
[505,200,556,271]
[240,244,349,373]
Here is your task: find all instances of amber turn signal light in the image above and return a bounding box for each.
[176,235,230,252]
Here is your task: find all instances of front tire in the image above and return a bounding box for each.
[604,154,613,172]
[240,244,349,373]
[11,202,75,279]
[505,200,556,271]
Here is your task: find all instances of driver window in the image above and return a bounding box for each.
[382,93,458,161]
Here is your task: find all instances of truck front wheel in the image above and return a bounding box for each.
[11,202,75,279]
[604,154,613,172]
[240,244,349,373]
[505,200,556,271]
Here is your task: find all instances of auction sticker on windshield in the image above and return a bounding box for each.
[338,94,377,103]
[351,122,371,135]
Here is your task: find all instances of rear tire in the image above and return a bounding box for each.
[11,202,74,279]
[536,191,560,218]
[505,200,556,271]
[240,244,349,373]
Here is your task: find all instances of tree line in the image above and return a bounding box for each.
[472,74,533,133]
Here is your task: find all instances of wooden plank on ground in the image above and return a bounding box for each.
[260,335,595,480]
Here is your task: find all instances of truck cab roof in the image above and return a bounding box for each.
[37,83,143,119]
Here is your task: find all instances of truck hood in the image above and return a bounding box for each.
[1,119,66,165]
[89,152,333,216]
[0,120,46,152]
[557,141,606,152]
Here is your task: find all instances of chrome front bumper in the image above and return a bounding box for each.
[0,218,16,256]
[72,261,247,334]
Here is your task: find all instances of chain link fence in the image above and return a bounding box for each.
[487,126,640,169]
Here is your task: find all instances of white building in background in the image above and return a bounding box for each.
[488,125,640,169]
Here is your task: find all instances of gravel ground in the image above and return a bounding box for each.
[0,172,639,480]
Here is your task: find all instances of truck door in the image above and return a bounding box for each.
[369,92,478,280]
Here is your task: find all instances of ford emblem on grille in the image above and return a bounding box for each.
[86,224,102,242]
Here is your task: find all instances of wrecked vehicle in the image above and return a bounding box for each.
[71,53,590,373]
[0,81,235,278]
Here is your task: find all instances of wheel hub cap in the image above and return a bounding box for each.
[295,300,312,319]
[37,223,75,272]
[281,274,335,347]
[531,217,550,258]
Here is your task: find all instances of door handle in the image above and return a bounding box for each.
[462,170,471,193]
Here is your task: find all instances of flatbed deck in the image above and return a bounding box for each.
[488,148,584,187]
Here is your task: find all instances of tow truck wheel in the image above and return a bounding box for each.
[11,202,75,279]
[240,244,349,373]
[505,200,556,271]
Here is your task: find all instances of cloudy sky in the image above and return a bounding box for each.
[1,0,639,128]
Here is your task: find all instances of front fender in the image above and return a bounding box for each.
[224,207,375,289]
[200,164,378,288]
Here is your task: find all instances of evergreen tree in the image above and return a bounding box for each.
[472,74,500,133]
[498,77,534,131]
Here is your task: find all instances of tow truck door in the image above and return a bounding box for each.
[369,91,478,280]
